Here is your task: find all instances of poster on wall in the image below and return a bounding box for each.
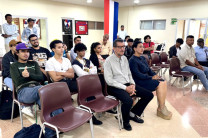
[62,19,73,35]
[75,20,88,35]
[23,19,41,39]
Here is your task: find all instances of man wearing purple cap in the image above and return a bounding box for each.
[10,43,57,138]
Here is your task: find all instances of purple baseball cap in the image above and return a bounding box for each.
[16,43,31,50]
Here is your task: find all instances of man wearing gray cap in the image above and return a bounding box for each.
[21,18,39,44]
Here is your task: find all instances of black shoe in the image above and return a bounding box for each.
[130,115,144,123]
[123,123,132,131]
[92,115,103,125]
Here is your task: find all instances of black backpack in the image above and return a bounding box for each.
[0,90,19,120]
[14,124,45,138]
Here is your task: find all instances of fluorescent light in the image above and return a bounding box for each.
[87,0,92,3]
[134,0,140,4]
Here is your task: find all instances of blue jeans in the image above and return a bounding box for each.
[4,77,13,91]
[18,85,62,138]
[182,66,208,90]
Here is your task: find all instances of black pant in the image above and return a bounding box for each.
[108,84,153,124]
[198,61,208,67]
[59,79,78,92]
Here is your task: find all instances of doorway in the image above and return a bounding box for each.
[62,18,74,50]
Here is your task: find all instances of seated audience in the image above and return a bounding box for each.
[70,36,81,63]
[129,41,172,120]
[143,35,154,56]
[104,39,153,131]
[178,35,208,91]
[194,38,208,67]
[51,43,70,60]
[28,34,52,82]
[10,43,56,137]
[99,34,112,59]
[2,40,19,91]
[124,38,134,60]
[72,43,102,125]
[45,40,77,92]
[169,38,184,58]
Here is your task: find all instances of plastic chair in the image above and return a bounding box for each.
[38,82,94,138]
[159,52,170,74]
[11,82,37,128]
[76,74,123,130]
[169,58,194,95]
[141,54,151,66]
[150,53,162,75]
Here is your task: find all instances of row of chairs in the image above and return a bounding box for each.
[11,75,123,138]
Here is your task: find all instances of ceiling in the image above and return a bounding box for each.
[52,0,189,7]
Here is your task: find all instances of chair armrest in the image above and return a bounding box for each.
[43,122,59,134]
[77,105,92,113]
[106,95,117,100]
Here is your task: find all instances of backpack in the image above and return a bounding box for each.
[0,90,19,120]
[14,124,45,138]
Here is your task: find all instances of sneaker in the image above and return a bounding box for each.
[129,115,144,123]
[21,106,34,118]
[123,122,132,131]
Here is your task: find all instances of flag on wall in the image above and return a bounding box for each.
[104,0,119,43]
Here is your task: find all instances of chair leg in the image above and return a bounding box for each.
[190,77,193,92]
[116,105,122,130]
[39,125,44,138]
[119,101,123,129]
[89,117,94,138]
[19,104,23,128]
[171,77,177,86]
[182,77,185,96]
[11,100,15,122]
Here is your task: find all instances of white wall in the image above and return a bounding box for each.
[0,0,104,57]
[118,0,208,52]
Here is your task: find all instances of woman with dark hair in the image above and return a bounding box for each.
[89,42,105,73]
[129,41,172,120]
[143,35,155,55]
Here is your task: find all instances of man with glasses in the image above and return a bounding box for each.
[2,40,20,90]
[104,39,153,131]
[28,34,52,82]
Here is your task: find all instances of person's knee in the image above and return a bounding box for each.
[197,70,205,77]
[122,97,133,107]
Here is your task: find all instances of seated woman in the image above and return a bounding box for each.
[129,41,172,120]
[72,43,102,125]
[89,42,106,94]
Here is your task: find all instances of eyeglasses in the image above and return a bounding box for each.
[116,46,125,49]
[30,39,38,42]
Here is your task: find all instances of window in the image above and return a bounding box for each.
[88,21,104,30]
[140,20,166,30]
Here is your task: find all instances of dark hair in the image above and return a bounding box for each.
[16,41,22,44]
[28,34,38,41]
[197,38,204,43]
[5,14,12,19]
[176,38,184,44]
[125,35,130,40]
[113,39,124,47]
[121,25,124,27]
[50,40,63,50]
[74,43,87,53]
[186,35,194,39]
[90,42,101,55]
[132,41,143,52]
[127,38,133,42]
[144,35,151,42]
[74,36,81,42]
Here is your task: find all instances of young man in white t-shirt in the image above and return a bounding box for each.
[45,40,77,92]
[117,25,127,40]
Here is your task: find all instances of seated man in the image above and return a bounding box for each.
[194,38,208,67]
[70,36,81,63]
[10,43,56,137]
[51,43,71,60]
[124,38,134,60]
[2,40,18,91]
[169,38,183,58]
[178,35,208,91]
[99,34,112,59]
[72,43,97,77]
[104,39,153,131]
[28,34,52,82]
[45,40,77,92]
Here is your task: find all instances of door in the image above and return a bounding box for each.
[62,18,73,50]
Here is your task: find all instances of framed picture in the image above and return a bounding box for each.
[62,19,73,35]
[23,19,41,39]
[75,20,88,35]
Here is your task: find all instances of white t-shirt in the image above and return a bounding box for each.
[117,30,127,40]
[45,57,72,72]
[176,47,180,57]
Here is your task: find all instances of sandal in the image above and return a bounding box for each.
[157,106,172,120]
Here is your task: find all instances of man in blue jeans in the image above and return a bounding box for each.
[178,35,208,91]
[10,43,57,138]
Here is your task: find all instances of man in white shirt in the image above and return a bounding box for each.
[1,14,19,52]
[117,25,127,40]
[70,36,81,63]
[45,40,77,92]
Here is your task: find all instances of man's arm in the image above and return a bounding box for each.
[48,71,64,82]
[59,68,74,78]
[29,62,44,81]
[21,29,26,42]
[108,42,113,55]
[2,55,11,78]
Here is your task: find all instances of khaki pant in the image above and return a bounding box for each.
[5,44,10,53]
